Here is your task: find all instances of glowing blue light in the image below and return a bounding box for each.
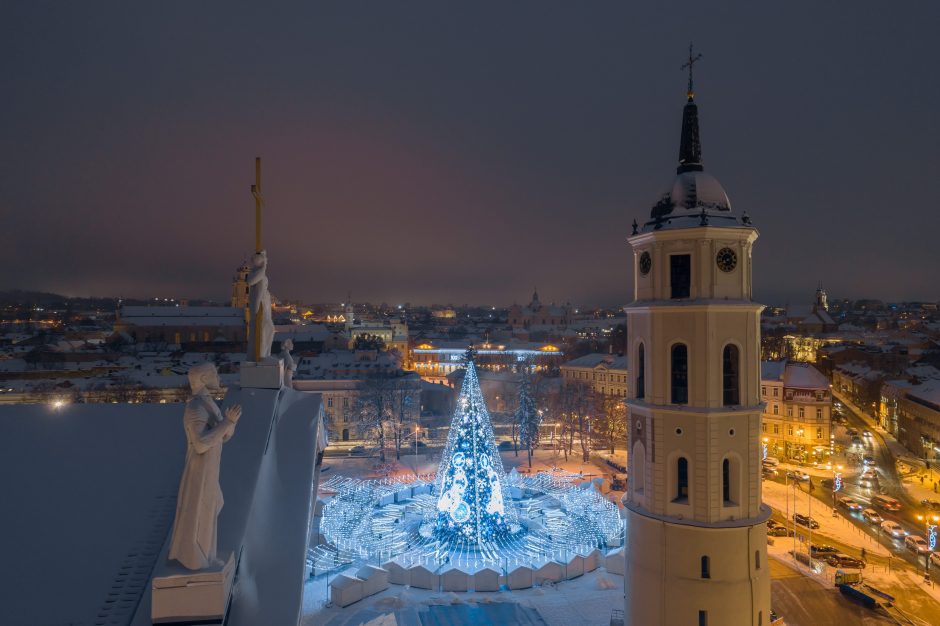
[834,472,842,493]
[929,525,937,552]
[435,358,511,544]
[761,443,768,460]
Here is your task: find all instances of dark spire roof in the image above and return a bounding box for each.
[677,44,704,174]
[677,97,703,174]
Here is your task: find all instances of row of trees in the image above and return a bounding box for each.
[508,362,627,466]
[351,374,420,462]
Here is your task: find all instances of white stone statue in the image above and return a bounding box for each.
[168,363,242,571]
[246,250,274,362]
[280,338,296,387]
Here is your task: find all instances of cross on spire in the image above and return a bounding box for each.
[680,42,702,100]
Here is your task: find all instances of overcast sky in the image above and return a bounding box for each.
[2,2,938,307]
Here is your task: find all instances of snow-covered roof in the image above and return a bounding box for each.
[783,362,828,390]
[760,360,787,382]
[0,402,182,625]
[119,306,244,326]
[562,353,628,371]
[907,380,940,409]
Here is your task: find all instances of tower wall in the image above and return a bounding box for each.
[624,510,772,625]
[623,92,770,624]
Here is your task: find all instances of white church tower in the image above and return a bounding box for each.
[624,50,771,625]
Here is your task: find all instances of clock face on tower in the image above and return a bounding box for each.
[716,247,737,272]
[639,251,652,275]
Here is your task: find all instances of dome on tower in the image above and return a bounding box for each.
[668,170,731,212]
[635,88,752,234]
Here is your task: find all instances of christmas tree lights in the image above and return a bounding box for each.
[435,349,511,544]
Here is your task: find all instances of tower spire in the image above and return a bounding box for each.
[677,43,704,174]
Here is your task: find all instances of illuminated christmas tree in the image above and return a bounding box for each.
[435,348,511,544]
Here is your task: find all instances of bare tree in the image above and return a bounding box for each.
[355,374,420,461]
[594,393,627,455]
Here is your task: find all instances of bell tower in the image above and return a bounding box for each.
[623,48,771,625]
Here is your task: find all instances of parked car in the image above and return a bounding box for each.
[861,509,884,524]
[762,457,780,469]
[851,436,863,446]
[863,455,875,465]
[827,553,866,569]
[793,513,820,529]
[767,525,793,537]
[810,544,839,556]
[497,440,514,450]
[762,467,778,478]
[905,535,931,555]
[930,553,940,570]
[838,496,864,511]
[881,520,906,538]
[860,469,878,482]
[787,470,810,482]
[847,428,858,436]
[821,478,834,489]
[350,445,366,455]
[921,499,940,512]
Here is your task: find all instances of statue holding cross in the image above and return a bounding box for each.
[246,157,274,362]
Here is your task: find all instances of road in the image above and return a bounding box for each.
[769,559,894,625]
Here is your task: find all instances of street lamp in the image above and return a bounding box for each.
[830,464,843,516]
[916,513,939,581]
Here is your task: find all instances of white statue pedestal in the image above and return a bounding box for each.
[151,553,235,624]
[240,358,284,389]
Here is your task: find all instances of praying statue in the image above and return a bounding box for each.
[246,249,275,361]
[280,338,296,387]
[168,363,242,571]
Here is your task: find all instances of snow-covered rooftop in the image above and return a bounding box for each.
[0,402,183,626]
[782,362,828,390]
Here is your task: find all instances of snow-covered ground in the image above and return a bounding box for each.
[303,567,625,626]
[304,449,627,625]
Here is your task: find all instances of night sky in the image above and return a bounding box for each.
[2,2,938,307]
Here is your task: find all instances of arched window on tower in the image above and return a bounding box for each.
[675,456,689,502]
[722,455,740,505]
[722,458,731,503]
[636,343,645,399]
[671,343,688,404]
[632,441,646,495]
[722,344,740,406]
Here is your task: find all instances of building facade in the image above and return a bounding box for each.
[507,290,572,330]
[623,78,771,625]
[114,305,246,346]
[896,381,940,461]
[560,353,629,398]
[760,361,832,463]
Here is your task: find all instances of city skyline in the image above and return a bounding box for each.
[2,3,938,307]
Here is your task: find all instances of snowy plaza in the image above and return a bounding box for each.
[307,356,625,617]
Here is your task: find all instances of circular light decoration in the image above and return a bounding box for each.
[716,247,737,272]
[312,358,624,588]
[639,251,652,275]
